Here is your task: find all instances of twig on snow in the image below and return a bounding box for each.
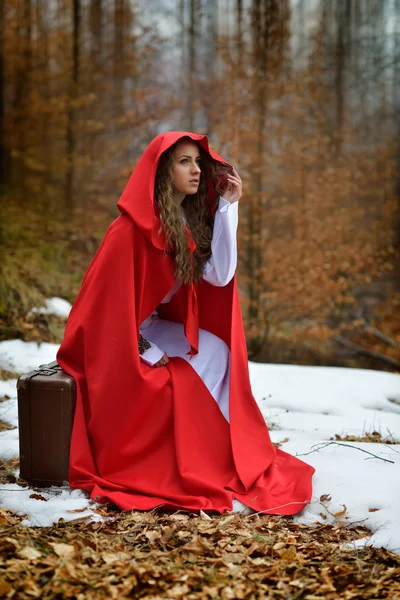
[248,499,312,517]
[296,441,395,464]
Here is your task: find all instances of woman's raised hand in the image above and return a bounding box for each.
[222,167,242,204]
[153,352,170,368]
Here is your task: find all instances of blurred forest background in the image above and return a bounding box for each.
[0,0,399,370]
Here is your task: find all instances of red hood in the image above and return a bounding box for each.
[116,131,231,250]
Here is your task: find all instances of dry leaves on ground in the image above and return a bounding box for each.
[0,503,399,599]
[332,432,399,444]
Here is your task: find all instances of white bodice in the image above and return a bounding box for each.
[140,197,239,365]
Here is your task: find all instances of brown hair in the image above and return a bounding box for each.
[154,138,229,285]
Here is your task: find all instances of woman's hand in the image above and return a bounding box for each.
[153,352,169,368]
[222,167,242,203]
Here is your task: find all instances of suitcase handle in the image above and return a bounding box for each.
[34,368,57,376]
[17,361,68,389]
[34,361,61,376]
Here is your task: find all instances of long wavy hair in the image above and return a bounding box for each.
[154,138,230,285]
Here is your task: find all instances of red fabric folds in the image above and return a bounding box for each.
[57,131,315,514]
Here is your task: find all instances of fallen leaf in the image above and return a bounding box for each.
[1,537,18,556]
[280,545,298,561]
[273,541,286,551]
[29,493,48,502]
[319,494,331,502]
[199,509,212,520]
[334,505,347,518]
[221,552,245,564]
[160,525,175,543]
[0,579,12,596]
[250,556,269,565]
[181,535,206,554]
[18,546,42,560]
[219,515,236,528]
[101,551,131,564]
[197,522,219,535]
[144,530,161,543]
[49,542,75,558]
[169,584,190,596]
[368,508,380,512]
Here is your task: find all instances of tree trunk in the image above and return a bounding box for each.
[65,0,80,210]
[11,0,31,189]
[90,0,103,61]
[0,0,6,196]
[188,0,197,130]
[203,0,217,135]
[246,0,290,358]
[334,0,351,152]
[246,0,268,357]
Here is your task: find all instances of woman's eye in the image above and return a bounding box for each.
[180,159,201,166]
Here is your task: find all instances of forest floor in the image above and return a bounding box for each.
[1,309,400,598]
[1,494,400,600]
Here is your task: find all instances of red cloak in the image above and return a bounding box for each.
[57,131,315,514]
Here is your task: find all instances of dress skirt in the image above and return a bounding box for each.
[141,313,231,422]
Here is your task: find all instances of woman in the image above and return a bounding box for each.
[139,135,240,423]
[57,131,315,514]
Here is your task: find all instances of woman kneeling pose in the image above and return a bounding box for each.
[57,131,315,514]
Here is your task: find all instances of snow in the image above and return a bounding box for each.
[0,484,102,528]
[250,363,400,554]
[0,340,59,373]
[27,297,72,318]
[0,310,400,554]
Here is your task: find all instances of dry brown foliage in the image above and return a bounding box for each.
[0,503,399,600]
[2,1,399,369]
[0,458,19,486]
[0,421,14,433]
[332,432,399,445]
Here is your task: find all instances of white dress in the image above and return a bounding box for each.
[139,197,238,423]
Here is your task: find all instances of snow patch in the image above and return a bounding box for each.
[0,334,399,552]
[28,297,72,318]
[0,340,59,373]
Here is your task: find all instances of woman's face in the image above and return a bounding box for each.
[170,140,202,199]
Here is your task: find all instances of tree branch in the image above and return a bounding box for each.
[332,335,400,368]
[363,325,400,349]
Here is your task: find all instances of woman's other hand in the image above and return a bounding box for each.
[222,167,242,203]
[153,352,170,368]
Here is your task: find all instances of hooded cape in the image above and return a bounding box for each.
[57,131,314,514]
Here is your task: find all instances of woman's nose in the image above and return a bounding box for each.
[192,163,201,174]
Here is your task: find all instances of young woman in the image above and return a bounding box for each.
[57,131,315,515]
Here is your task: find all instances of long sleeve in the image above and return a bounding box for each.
[139,338,164,366]
[203,197,239,286]
[137,314,164,366]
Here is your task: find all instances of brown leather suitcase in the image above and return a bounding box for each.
[17,360,76,487]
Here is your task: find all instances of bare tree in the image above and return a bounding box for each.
[0,0,5,195]
[65,0,81,210]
